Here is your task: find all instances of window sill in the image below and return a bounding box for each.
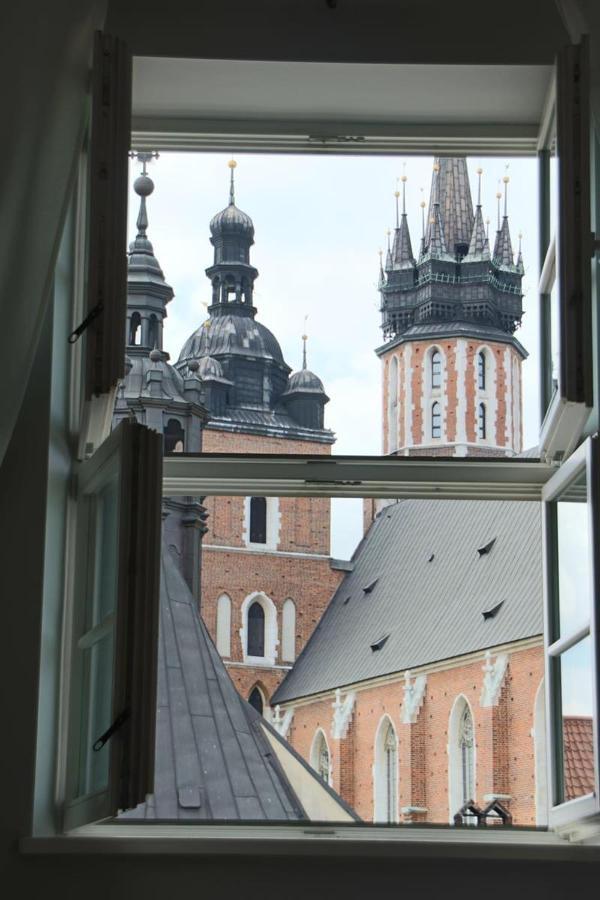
[19,823,600,860]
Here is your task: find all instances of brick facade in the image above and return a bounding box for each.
[200,428,342,707]
[280,643,544,825]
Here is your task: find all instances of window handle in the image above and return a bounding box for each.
[68,302,104,344]
[93,708,129,751]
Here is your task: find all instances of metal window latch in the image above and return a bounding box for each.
[93,708,130,751]
[68,302,104,344]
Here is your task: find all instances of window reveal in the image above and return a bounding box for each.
[247,601,265,657]
[249,496,267,543]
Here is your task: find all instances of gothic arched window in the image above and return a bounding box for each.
[129,311,141,345]
[248,686,264,716]
[431,401,441,439]
[216,593,231,657]
[164,418,185,453]
[311,730,331,784]
[478,351,486,390]
[374,718,398,823]
[431,350,442,389]
[478,402,486,440]
[249,496,267,544]
[247,601,265,657]
[281,598,296,662]
[459,704,475,806]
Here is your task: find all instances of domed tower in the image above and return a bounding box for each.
[175,161,342,714]
[377,159,527,459]
[114,154,209,602]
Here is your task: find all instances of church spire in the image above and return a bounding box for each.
[391,172,415,269]
[493,172,515,268]
[465,167,490,261]
[425,157,474,257]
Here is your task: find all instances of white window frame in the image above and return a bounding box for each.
[542,436,600,835]
[310,728,332,786]
[240,590,279,666]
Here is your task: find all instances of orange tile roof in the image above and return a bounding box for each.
[563,716,595,801]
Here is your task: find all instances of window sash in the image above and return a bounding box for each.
[541,437,600,830]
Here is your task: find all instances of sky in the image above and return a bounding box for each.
[128,151,541,559]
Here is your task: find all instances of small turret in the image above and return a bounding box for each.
[283,331,329,430]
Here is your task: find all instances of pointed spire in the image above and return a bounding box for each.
[494,172,515,268]
[385,230,393,270]
[419,189,426,258]
[464,168,489,261]
[425,158,474,256]
[427,203,448,259]
[391,172,415,269]
[516,232,524,272]
[228,158,237,205]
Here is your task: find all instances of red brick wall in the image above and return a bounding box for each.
[380,338,523,457]
[200,427,340,706]
[283,644,543,825]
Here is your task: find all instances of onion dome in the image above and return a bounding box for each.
[285,368,327,396]
[209,160,255,240]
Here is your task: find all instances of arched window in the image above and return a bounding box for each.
[431,350,442,389]
[248,686,264,716]
[478,402,486,440]
[216,593,231,657]
[247,601,265,657]
[281,598,296,662]
[388,356,398,453]
[129,311,141,345]
[448,697,476,821]
[374,717,398,823]
[431,401,441,439]
[459,705,475,806]
[249,496,267,544]
[310,730,331,784]
[148,314,158,349]
[478,351,486,390]
[164,418,185,453]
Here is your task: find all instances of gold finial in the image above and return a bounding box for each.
[228,158,237,169]
[429,216,436,224]
[228,158,237,204]
[433,161,440,172]
[476,166,483,205]
[420,200,426,208]
[302,315,309,369]
[476,166,483,175]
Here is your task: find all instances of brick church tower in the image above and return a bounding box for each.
[176,161,344,712]
[377,158,526,460]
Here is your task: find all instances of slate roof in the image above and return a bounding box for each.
[376,322,528,358]
[124,542,352,821]
[563,717,595,801]
[273,500,543,704]
[178,314,287,367]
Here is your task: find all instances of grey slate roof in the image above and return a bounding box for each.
[125,542,341,821]
[376,322,528,358]
[273,499,543,705]
[205,409,335,443]
[178,314,287,367]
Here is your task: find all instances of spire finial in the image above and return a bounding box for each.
[496,180,503,230]
[400,163,407,215]
[476,167,483,206]
[228,158,237,205]
[386,229,391,251]
[394,181,400,228]
[485,216,490,240]
[301,315,309,370]
[502,164,510,217]
[420,187,426,238]
[129,151,159,236]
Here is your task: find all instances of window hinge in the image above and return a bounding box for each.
[68,302,104,344]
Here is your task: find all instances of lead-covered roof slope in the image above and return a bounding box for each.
[273,499,543,704]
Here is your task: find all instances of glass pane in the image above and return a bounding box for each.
[557,637,596,803]
[94,479,119,624]
[555,469,590,637]
[78,633,114,796]
[550,280,560,399]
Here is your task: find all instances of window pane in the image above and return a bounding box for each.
[556,636,596,803]
[94,480,119,624]
[555,469,590,638]
[78,633,114,796]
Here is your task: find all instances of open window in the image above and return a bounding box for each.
[64,420,162,829]
[542,436,599,836]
